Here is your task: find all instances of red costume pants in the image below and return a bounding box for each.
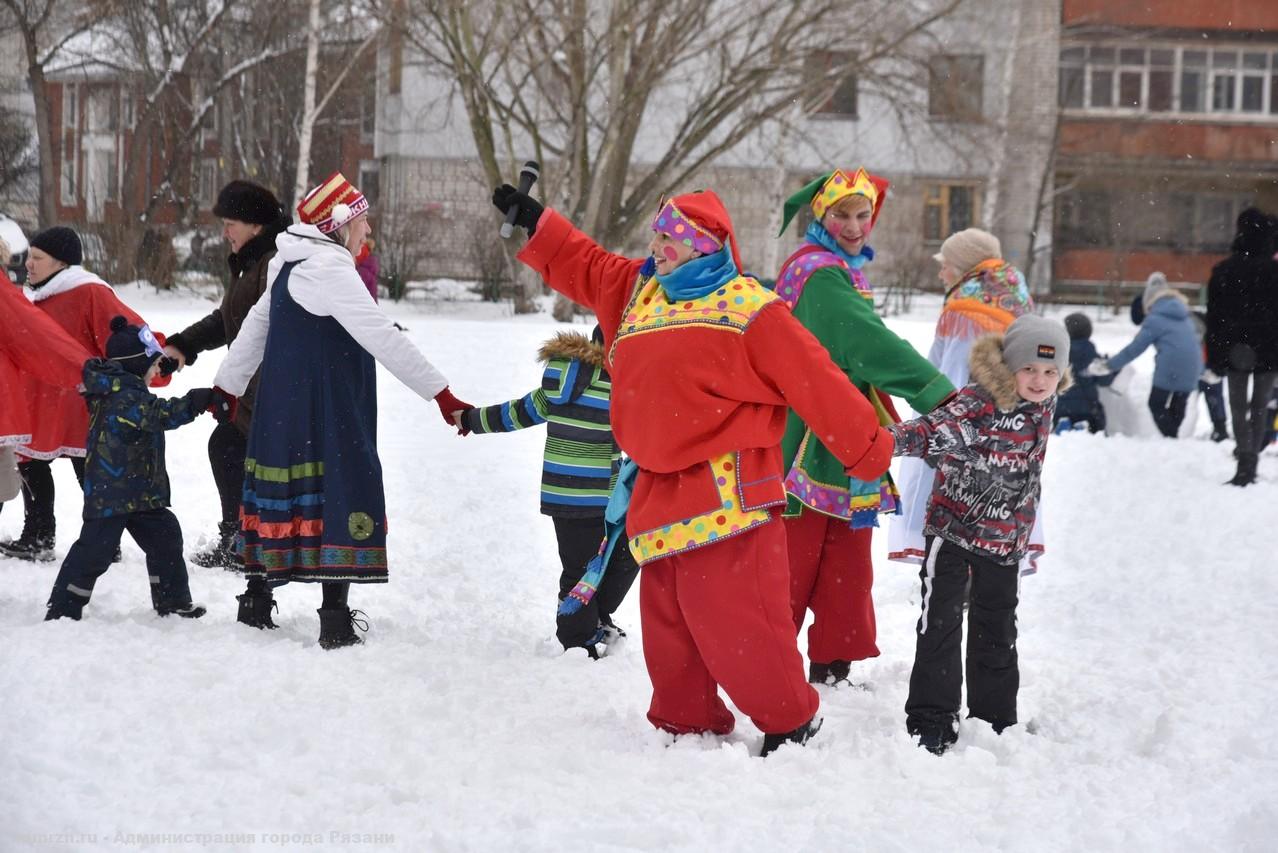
[639,518,818,736]
[784,509,880,665]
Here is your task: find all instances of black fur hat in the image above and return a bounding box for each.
[213,180,283,226]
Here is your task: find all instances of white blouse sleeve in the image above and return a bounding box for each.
[293,259,450,401]
[212,255,279,395]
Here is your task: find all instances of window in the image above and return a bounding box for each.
[1059,47,1085,107]
[60,84,79,205]
[1149,49,1174,112]
[360,89,376,140]
[197,158,218,205]
[120,89,134,129]
[359,160,380,207]
[929,54,984,121]
[1057,187,1254,252]
[805,50,858,118]
[1060,43,1278,117]
[923,184,982,242]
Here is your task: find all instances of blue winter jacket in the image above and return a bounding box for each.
[81,359,205,519]
[1106,293,1203,393]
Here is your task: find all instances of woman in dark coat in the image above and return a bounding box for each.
[164,181,290,564]
[1205,207,1278,485]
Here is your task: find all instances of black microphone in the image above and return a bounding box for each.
[501,160,541,239]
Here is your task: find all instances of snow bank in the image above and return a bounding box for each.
[2,286,1274,852]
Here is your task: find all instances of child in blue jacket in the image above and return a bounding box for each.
[45,317,228,621]
[1091,273,1203,438]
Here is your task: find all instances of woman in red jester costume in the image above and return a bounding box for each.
[492,181,893,755]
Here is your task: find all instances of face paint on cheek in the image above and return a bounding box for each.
[661,246,680,262]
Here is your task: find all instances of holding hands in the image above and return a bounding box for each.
[434,386,475,436]
[1085,358,1113,378]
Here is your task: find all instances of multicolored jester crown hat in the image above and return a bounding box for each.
[651,189,744,272]
[778,167,890,236]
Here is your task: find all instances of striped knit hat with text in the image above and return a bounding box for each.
[297,172,368,234]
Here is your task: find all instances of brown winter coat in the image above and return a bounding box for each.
[166,223,286,433]
[888,334,1072,566]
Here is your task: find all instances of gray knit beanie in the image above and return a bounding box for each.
[933,228,1002,276]
[1002,314,1069,374]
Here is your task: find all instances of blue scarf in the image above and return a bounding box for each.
[805,221,874,270]
[557,459,638,618]
[654,245,739,300]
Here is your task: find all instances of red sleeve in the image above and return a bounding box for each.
[515,209,645,341]
[0,286,90,389]
[744,302,894,481]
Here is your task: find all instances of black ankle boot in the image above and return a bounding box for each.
[0,533,56,561]
[236,590,278,629]
[1228,451,1259,486]
[760,716,823,757]
[192,521,242,569]
[317,606,368,650]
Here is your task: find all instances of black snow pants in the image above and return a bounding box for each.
[47,508,193,617]
[906,536,1020,736]
[551,515,640,650]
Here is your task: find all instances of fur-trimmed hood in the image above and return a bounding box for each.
[538,330,603,366]
[968,333,1073,412]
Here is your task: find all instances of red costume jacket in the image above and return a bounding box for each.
[22,268,164,458]
[0,282,92,451]
[517,209,892,540]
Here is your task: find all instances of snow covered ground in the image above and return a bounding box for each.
[2,283,1275,853]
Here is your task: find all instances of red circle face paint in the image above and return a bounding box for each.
[661,246,680,261]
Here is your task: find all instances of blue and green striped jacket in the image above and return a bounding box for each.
[463,331,618,518]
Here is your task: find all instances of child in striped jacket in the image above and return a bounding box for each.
[462,326,638,655]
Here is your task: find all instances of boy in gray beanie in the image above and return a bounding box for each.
[886,313,1071,756]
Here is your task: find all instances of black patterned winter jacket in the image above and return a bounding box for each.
[888,334,1072,566]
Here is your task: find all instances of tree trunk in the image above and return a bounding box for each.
[28,68,57,228]
[293,0,322,204]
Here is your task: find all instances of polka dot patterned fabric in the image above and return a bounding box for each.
[628,451,776,566]
[652,200,723,255]
[809,167,879,222]
[617,273,777,341]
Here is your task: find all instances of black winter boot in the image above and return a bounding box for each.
[236,590,279,629]
[1228,451,1259,486]
[760,716,823,757]
[0,531,56,561]
[191,521,242,569]
[808,659,851,685]
[157,601,208,619]
[317,606,368,650]
[1210,422,1229,443]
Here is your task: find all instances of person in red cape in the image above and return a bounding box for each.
[0,226,172,561]
[0,244,93,505]
[492,181,893,755]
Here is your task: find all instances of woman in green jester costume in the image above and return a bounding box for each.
[775,167,955,686]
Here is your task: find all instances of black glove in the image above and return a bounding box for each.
[209,388,237,423]
[158,356,180,377]
[186,387,215,412]
[491,184,544,236]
